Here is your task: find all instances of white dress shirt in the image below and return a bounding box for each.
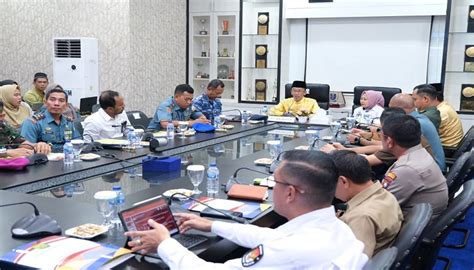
[82,109,131,143]
[157,206,368,269]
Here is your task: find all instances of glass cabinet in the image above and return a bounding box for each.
[239,0,282,104]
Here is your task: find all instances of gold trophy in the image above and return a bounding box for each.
[257,12,269,35]
[255,45,267,68]
[199,18,208,35]
[255,79,267,101]
[464,45,474,72]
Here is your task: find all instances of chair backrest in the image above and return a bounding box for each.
[446,150,473,201]
[453,125,474,159]
[92,104,101,113]
[285,83,330,110]
[363,247,398,270]
[74,121,84,137]
[391,203,432,269]
[126,110,150,130]
[352,86,402,111]
[413,180,474,269]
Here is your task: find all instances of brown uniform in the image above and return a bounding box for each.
[340,182,403,258]
[382,144,448,220]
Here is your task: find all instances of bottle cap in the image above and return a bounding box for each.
[209,162,216,167]
[112,185,122,191]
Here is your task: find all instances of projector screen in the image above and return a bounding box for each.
[305,16,431,92]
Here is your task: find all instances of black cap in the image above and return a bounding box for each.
[34,72,48,81]
[291,80,306,89]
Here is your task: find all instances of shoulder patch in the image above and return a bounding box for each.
[242,244,264,267]
[32,113,45,121]
[382,172,397,188]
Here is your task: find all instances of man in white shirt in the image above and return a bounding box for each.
[125,150,368,269]
[82,90,131,143]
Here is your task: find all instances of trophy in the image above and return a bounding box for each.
[257,12,269,35]
[255,44,268,68]
[222,20,229,35]
[461,84,474,111]
[465,45,474,72]
[199,18,208,35]
[221,48,229,57]
[201,39,207,57]
[255,79,267,101]
[469,6,474,33]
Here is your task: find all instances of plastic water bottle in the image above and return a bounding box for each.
[260,105,268,115]
[166,121,174,139]
[213,115,221,128]
[63,141,74,166]
[127,128,136,148]
[242,111,249,125]
[112,185,125,224]
[64,124,72,142]
[207,163,219,196]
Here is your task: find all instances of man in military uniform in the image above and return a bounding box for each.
[20,87,80,152]
[147,84,209,130]
[192,79,224,125]
[412,84,441,130]
[124,151,368,269]
[381,114,448,220]
[331,150,403,258]
[0,101,50,157]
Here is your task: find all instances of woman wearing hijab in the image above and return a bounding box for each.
[353,90,385,124]
[0,84,32,130]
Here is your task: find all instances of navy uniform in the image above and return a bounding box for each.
[20,111,80,152]
[148,96,202,130]
[382,144,448,220]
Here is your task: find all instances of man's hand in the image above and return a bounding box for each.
[320,144,336,153]
[6,148,33,157]
[124,219,171,254]
[33,142,51,154]
[174,213,213,233]
[347,134,359,144]
[190,118,211,125]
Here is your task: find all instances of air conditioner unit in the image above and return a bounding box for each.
[52,37,99,107]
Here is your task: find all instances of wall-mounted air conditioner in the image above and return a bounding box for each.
[52,37,99,107]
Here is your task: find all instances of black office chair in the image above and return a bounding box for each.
[285,83,330,110]
[363,247,398,270]
[444,126,474,161]
[126,110,150,130]
[411,180,474,270]
[446,150,473,202]
[390,203,432,269]
[74,121,84,137]
[352,86,402,113]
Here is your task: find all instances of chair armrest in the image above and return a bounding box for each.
[443,146,457,159]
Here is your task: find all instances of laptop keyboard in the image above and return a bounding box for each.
[174,234,208,249]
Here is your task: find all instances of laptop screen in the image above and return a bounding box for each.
[119,197,179,235]
[79,96,97,115]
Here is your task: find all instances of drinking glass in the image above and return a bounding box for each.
[187,165,205,194]
[267,140,282,160]
[94,191,117,228]
[178,121,188,139]
[134,129,144,148]
[71,139,84,162]
[304,130,319,149]
[330,121,341,140]
[346,116,356,129]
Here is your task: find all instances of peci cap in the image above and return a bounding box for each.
[291,80,306,89]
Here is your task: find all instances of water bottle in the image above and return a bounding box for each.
[112,185,125,224]
[64,124,72,142]
[166,121,174,139]
[260,105,268,115]
[207,163,219,196]
[127,128,136,148]
[64,184,75,197]
[63,141,74,166]
[242,110,249,125]
[213,115,221,128]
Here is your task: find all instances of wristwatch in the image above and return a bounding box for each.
[0,148,7,158]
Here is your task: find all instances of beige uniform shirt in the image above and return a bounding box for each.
[382,144,448,220]
[340,182,403,258]
[269,97,319,116]
[437,101,463,147]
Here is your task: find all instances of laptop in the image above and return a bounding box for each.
[119,197,208,250]
[79,96,98,115]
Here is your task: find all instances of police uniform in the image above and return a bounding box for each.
[157,206,368,269]
[20,111,80,152]
[148,96,202,130]
[340,182,403,258]
[382,144,448,220]
[0,121,25,146]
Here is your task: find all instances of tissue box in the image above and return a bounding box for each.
[142,156,181,173]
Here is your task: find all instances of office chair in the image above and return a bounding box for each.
[446,150,473,202]
[411,180,474,270]
[285,83,330,110]
[126,110,150,129]
[352,86,402,112]
[390,203,432,269]
[362,247,398,270]
[444,126,474,161]
[74,121,84,137]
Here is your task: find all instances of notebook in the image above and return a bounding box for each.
[119,197,207,250]
[79,96,97,115]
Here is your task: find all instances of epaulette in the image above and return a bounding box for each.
[32,113,46,122]
[63,115,74,122]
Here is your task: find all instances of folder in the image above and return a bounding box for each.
[227,184,268,201]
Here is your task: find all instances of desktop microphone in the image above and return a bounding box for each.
[268,151,287,173]
[221,109,242,122]
[149,137,168,153]
[0,202,61,238]
[81,134,103,153]
[168,193,249,224]
[226,167,271,193]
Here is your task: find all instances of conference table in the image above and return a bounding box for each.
[0,121,333,269]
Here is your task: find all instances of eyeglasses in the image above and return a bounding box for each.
[272,178,306,194]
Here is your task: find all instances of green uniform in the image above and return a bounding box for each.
[420,106,441,131]
[0,121,25,146]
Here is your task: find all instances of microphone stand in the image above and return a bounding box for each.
[226,167,271,193]
[168,192,249,224]
[221,109,242,122]
[268,151,287,173]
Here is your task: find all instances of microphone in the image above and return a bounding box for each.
[221,109,242,122]
[81,134,103,153]
[168,192,249,224]
[268,151,287,173]
[226,167,271,193]
[149,137,169,153]
[0,202,61,238]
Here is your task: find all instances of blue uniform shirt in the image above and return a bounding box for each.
[410,111,446,171]
[148,96,202,130]
[21,110,81,152]
[192,94,222,124]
